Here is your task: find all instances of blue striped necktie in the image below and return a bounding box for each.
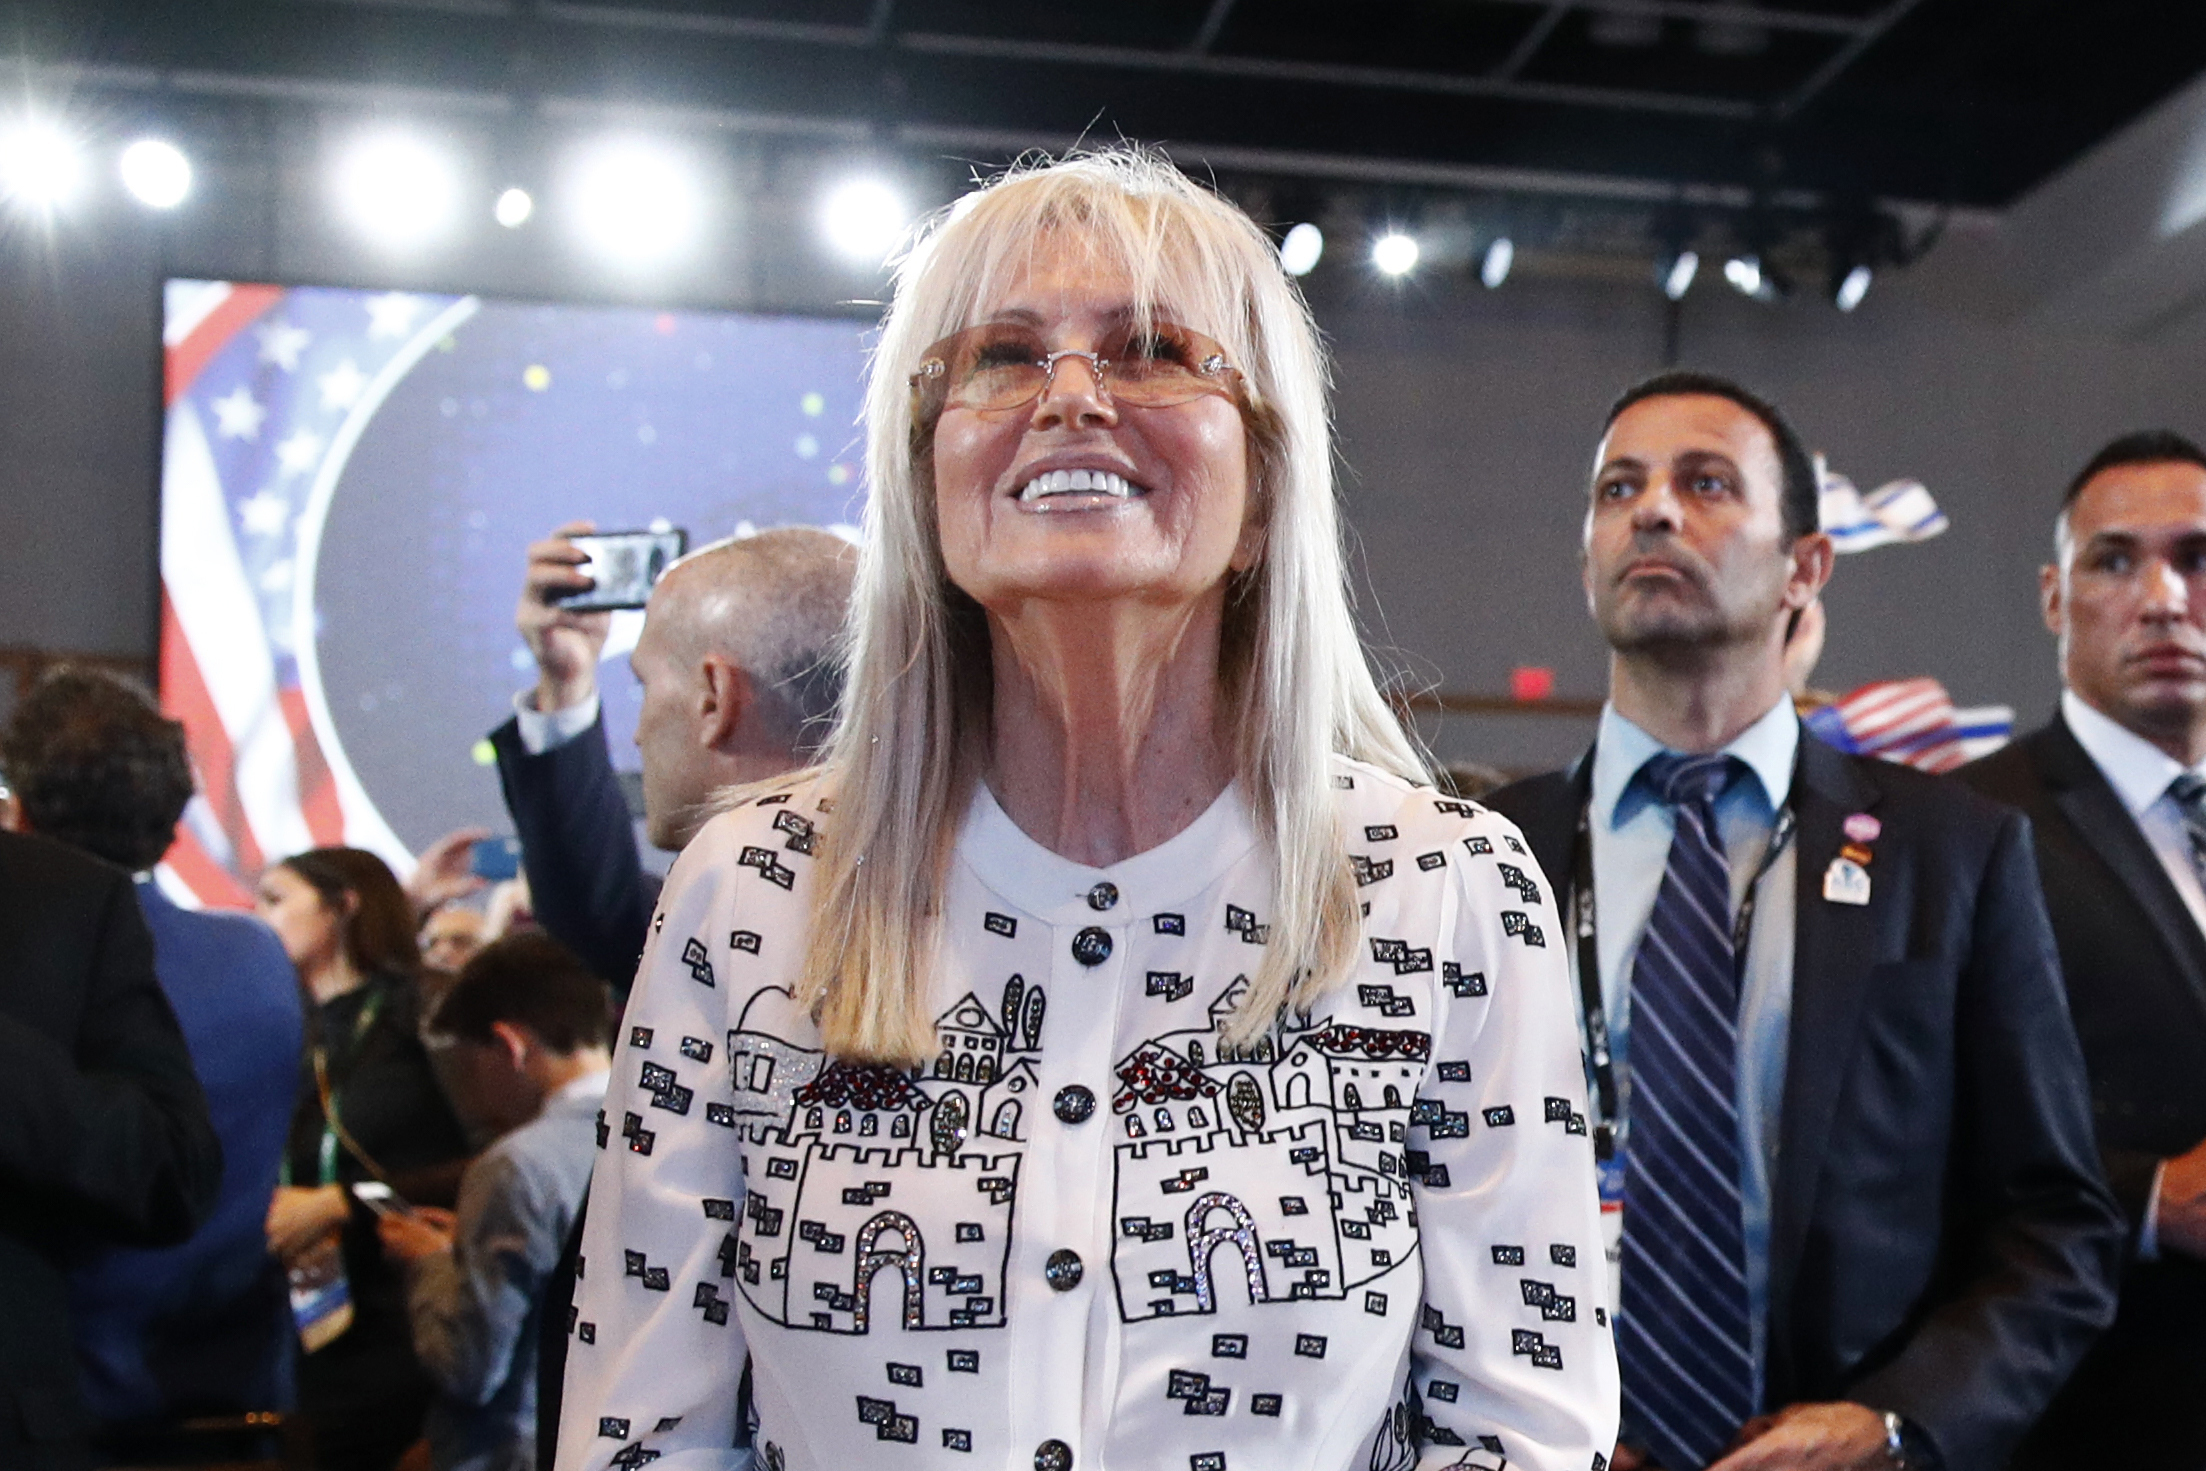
[1617,751,1756,1471]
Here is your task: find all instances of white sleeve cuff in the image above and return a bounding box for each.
[2139,1159,2168,1261]
[512,690,601,756]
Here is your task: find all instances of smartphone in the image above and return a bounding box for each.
[553,528,688,612]
[469,835,522,882]
[350,1181,412,1219]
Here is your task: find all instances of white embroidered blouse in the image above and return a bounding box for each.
[556,758,1619,1471]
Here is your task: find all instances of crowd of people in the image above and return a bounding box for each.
[0,146,2200,1471]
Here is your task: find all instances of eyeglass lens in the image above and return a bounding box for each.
[925,324,1234,413]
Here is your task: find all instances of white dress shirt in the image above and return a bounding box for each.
[557,758,1619,1470]
[514,690,601,756]
[1584,697,1798,1405]
[2059,689,2206,1258]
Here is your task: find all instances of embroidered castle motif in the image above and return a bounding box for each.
[720,981,1046,1335]
[1107,979,1433,1323]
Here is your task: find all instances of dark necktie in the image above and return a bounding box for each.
[2167,772,2206,883]
[1616,752,1757,1471]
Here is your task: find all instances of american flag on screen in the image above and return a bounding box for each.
[158,279,474,908]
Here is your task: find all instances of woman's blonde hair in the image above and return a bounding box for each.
[796,146,1425,1065]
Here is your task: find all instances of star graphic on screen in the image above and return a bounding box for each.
[318,358,368,411]
[238,489,290,537]
[256,320,311,372]
[209,385,267,441]
[366,291,425,340]
[274,429,324,476]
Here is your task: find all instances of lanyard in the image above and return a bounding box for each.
[284,987,389,1188]
[1570,788,1796,1162]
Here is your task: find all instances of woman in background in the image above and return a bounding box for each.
[260,846,471,1471]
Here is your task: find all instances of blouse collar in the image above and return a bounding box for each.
[960,778,1260,925]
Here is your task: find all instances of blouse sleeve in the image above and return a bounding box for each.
[556,819,755,1471]
[1407,810,1620,1471]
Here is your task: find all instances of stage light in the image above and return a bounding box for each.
[1724,253,1763,296]
[568,137,703,266]
[1372,231,1419,277]
[1480,236,1514,289]
[1834,262,1873,312]
[820,177,909,266]
[494,186,533,229]
[335,130,462,251]
[0,119,87,212]
[1661,249,1699,301]
[1279,222,1323,277]
[119,138,192,209]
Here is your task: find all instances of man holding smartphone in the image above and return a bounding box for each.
[488,521,855,995]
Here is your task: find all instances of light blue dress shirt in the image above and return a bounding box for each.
[1584,697,1799,1408]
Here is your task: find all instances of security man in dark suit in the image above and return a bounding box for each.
[0,826,221,1469]
[1956,430,2206,1469]
[1487,371,2122,1471]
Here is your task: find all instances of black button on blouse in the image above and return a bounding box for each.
[1071,927,1112,966]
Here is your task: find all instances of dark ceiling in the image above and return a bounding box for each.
[19,0,2206,210]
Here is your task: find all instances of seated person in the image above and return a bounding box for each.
[378,934,611,1471]
[0,668,303,1455]
[491,524,854,993]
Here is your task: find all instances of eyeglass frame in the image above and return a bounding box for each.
[906,319,1253,427]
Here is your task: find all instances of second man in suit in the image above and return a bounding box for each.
[1957,430,2206,1468]
[1487,371,2122,1471]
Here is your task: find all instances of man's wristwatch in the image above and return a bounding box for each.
[1881,1411,1942,1470]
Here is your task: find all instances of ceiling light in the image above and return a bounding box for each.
[0,119,87,212]
[820,177,909,266]
[1480,236,1514,289]
[1371,231,1419,277]
[1661,249,1699,301]
[1834,262,1873,312]
[1723,253,1763,296]
[568,137,704,266]
[494,186,533,229]
[119,137,192,209]
[335,130,462,251]
[1279,222,1324,277]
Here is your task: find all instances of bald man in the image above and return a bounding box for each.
[488,523,855,992]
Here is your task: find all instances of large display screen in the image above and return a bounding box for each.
[158,279,870,906]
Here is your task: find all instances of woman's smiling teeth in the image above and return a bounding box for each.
[1017,468,1142,503]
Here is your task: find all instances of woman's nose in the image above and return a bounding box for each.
[1030,352,1118,430]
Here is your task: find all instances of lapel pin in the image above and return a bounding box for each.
[1840,841,1874,866]
[1843,813,1881,843]
[1823,855,1872,906]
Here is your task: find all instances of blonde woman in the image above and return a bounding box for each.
[557,150,1617,1471]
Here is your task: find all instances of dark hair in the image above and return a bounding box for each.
[431,932,613,1054]
[1606,370,1820,543]
[279,847,421,979]
[0,667,193,871]
[2062,430,2206,510]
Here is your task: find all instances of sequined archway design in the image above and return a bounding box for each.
[1184,1191,1270,1312]
[852,1210,926,1331]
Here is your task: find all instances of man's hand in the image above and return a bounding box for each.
[2156,1136,2206,1258]
[1706,1402,1890,1471]
[266,1183,350,1260]
[404,827,490,919]
[376,1205,457,1263]
[518,519,612,714]
[1609,1443,1661,1470]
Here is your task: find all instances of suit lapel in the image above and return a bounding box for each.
[2036,717,2206,1017]
[1766,733,1883,1393]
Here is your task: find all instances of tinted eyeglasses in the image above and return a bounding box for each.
[909,320,1246,422]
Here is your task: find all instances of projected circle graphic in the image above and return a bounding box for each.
[159,280,867,900]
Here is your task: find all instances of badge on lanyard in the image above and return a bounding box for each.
[1596,1150,1626,1314]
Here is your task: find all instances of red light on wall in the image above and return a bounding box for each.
[1510,666,1556,702]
